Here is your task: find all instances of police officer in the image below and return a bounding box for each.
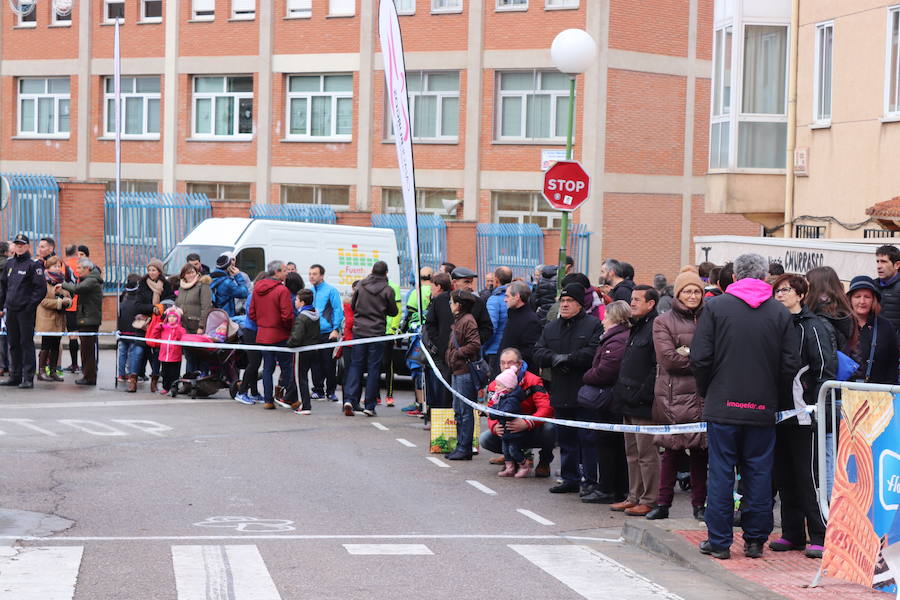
[0,234,47,388]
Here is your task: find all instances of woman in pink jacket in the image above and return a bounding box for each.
[149,307,186,395]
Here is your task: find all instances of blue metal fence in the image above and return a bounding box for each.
[0,173,60,244]
[568,223,592,276]
[476,223,544,283]
[103,192,211,293]
[250,204,337,224]
[372,214,447,286]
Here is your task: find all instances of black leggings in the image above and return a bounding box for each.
[161,361,181,392]
[240,330,261,396]
[41,335,62,370]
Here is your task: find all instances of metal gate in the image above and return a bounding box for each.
[476,223,544,282]
[0,173,60,244]
[568,223,592,275]
[372,214,447,286]
[250,204,337,224]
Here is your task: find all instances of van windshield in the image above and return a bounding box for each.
[165,245,233,274]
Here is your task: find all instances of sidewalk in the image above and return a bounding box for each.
[623,517,888,600]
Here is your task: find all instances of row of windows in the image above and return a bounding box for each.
[15,70,573,143]
[12,0,578,27]
[112,179,562,227]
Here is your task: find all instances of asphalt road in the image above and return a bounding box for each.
[0,349,758,600]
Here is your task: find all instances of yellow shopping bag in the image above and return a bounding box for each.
[429,407,480,454]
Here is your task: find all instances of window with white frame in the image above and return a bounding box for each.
[232,0,255,20]
[142,0,162,22]
[18,78,70,137]
[497,0,527,10]
[432,0,462,13]
[738,24,788,168]
[394,0,414,15]
[545,0,578,8]
[383,188,459,219]
[282,185,350,209]
[813,22,833,124]
[52,0,72,24]
[887,7,900,116]
[287,75,353,140]
[105,0,125,22]
[710,25,733,169]
[187,182,252,202]
[387,71,459,141]
[192,76,253,139]
[329,0,354,16]
[192,0,214,20]
[17,1,36,27]
[104,76,161,138]
[496,70,570,142]
[286,0,312,18]
[492,191,561,228]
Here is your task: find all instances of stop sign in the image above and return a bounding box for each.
[542,160,591,212]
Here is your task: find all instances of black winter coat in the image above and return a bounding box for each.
[424,291,493,363]
[499,303,543,372]
[610,279,635,303]
[613,310,658,419]
[0,252,46,312]
[117,291,145,337]
[691,288,800,426]
[530,277,557,320]
[533,310,603,408]
[845,314,899,385]
[878,275,900,337]
[135,276,175,316]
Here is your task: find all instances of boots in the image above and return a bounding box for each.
[150,375,159,394]
[36,350,52,381]
[126,374,137,393]
[498,461,516,477]
[514,461,532,478]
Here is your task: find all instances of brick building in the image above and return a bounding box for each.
[0,0,756,283]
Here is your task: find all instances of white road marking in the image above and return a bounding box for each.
[172,545,281,600]
[0,399,230,409]
[2,534,623,542]
[0,418,58,436]
[395,438,416,447]
[426,456,450,468]
[371,422,389,431]
[0,546,83,599]
[466,480,497,495]
[110,419,173,436]
[516,509,555,526]
[343,544,433,555]
[57,420,127,436]
[509,545,684,600]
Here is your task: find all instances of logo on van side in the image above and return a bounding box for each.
[339,244,383,285]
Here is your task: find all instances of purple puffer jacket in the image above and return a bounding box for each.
[582,324,629,387]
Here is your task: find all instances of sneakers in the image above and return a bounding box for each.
[405,408,423,417]
[311,392,325,401]
[250,394,264,404]
[744,541,764,559]
[274,398,300,410]
[363,409,376,417]
[385,396,394,407]
[768,538,802,552]
[343,402,355,416]
[699,540,731,560]
[401,403,418,412]
[804,545,824,559]
[294,409,312,415]
[327,393,339,402]
[234,393,255,405]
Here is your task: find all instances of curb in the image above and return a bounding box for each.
[622,519,788,600]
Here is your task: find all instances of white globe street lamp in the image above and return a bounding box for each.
[549,29,597,290]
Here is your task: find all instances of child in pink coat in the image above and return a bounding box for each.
[148,307,186,395]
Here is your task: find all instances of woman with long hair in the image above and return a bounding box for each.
[136,258,174,392]
[444,289,482,460]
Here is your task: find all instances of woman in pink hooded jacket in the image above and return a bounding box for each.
[149,307,186,394]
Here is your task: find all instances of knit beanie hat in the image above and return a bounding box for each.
[560,283,586,306]
[147,258,165,274]
[674,270,704,298]
[494,367,518,390]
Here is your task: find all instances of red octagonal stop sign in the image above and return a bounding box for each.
[542,160,591,212]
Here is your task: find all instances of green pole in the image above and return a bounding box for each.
[557,75,576,293]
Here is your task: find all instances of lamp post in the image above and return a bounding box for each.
[550,29,597,290]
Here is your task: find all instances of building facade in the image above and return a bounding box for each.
[1,0,756,281]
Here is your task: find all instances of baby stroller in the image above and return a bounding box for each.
[173,309,243,399]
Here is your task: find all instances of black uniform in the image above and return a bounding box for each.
[0,251,47,383]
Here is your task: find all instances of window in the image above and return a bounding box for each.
[545,0,578,8]
[187,182,252,202]
[329,0,354,16]
[105,180,160,194]
[492,191,561,228]
[17,1,36,27]
[813,22,833,124]
[383,188,459,219]
[287,0,312,17]
[738,25,788,168]
[105,0,125,22]
[387,71,459,141]
[710,25,733,169]
[432,0,461,13]
[18,78,71,138]
[192,76,253,139]
[287,75,353,140]
[282,185,350,209]
[496,70,570,142]
[52,0,73,25]
[142,0,163,22]
[232,0,255,20]
[887,7,900,116]
[394,0,414,15]
[497,0,527,9]
[192,0,214,20]
[104,76,161,139]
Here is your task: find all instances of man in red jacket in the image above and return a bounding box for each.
[249,260,295,410]
[479,347,555,477]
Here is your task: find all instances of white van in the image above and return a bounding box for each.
[165,218,400,293]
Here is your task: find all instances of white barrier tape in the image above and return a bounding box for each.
[418,340,816,434]
[117,332,414,354]
[25,331,118,337]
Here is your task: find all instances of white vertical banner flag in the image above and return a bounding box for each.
[114,18,123,301]
[378,0,421,312]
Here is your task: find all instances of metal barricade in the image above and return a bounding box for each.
[250,204,337,224]
[569,222,592,275]
[372,213,447,286]
[104,192,211,293]
[476,223,544,282]
[0,172,60,243]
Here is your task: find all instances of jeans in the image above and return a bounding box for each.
[554,406,581,485]
[311,332,338,396]
[479,425,556,461]
[261,343,294,403]
[117,340,145,377]
[342,339,385,411]
[451,372,477,454]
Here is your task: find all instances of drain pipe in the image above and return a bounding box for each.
[784,0,800,238]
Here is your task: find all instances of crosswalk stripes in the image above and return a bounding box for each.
[0,546,82,600]
[172,545,282,600]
